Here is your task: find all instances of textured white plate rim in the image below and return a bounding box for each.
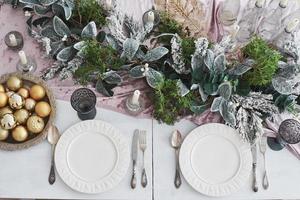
[55,120,130,194]
[179,123,252,197]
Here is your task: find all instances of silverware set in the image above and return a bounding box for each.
[170,130,183,189]
[131,129,148,189]
[251,135,269,192]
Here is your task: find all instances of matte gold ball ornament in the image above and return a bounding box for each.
[30,85,46,101]
[0,113,17,130]
[0,107,13,117]
[0,92,8,108]
[25,98,36,111]
[0,127,9,141]
[17,88,29,99]
[7,76,22,91]
[14,109,30,124]
[12,125,28,142]
[0,84,5,93]
[35,101,51,118]
[8,93,25,110]
[27,115,45,134]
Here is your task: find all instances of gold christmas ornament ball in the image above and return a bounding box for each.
[0,92,8,108]
[12,125,28,142]
[14,109,30,124]
[8,93,25,110]
[7,76,22,91]
[0,113,17,130]
[0,107,13,117]
[25,98,36,111]
[30,85,46,100]
[6,91,14,97]
[35,101,51,118]
[0,84,5,93]
[0,127,9,141]
[17,88,29,99]
[27,116,45,134]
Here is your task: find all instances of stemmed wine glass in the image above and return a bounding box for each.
[267,119,300,151]
[70,88,97,120]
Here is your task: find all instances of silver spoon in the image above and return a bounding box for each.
[47,124,60,185]
[170,130,183,188]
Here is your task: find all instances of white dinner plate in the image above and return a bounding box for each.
[55,120,130,194]
[179,123,252,197]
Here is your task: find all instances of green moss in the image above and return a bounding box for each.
[153,79,193,125]
[73,0,107,26]
[181,37,196,66]
[74,39,125,84]
[243,37,282,86]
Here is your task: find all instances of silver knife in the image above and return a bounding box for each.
[131,129,139,189]
[251,144,258,192]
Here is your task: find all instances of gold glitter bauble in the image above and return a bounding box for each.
[0,107,12,117]
[35,101,51,118]
[25,98,36,111]
[0,127,9,141]
[14,109,30,125]
[0,92,8,108]
[0,113,17,130]
[7,76,22,91]
[6,91,14,97]
[29,85,46,101]
[27,116,45,134]
[0,84,5,93]
[8,93,25,110]
[17,88,29,99]
[12,125,28,142]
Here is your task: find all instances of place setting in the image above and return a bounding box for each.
[2,0,300,199]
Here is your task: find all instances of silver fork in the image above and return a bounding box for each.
[139,130,147,187]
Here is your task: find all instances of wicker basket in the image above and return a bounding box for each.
[0,72,56,151]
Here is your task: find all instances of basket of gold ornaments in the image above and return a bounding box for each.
[0,73,56,151]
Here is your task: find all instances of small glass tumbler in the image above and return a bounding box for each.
[71,88,97,120]
[4,31,24,51]
[267,119,300,151]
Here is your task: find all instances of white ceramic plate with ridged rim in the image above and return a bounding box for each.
[55,120,130,194]
[179,123,252,197]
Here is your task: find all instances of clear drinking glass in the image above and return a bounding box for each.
[71,88,97,120]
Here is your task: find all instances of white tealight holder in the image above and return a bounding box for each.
[125,90,145,115]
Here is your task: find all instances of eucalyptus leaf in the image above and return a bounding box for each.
[143,47,169,62]
[211,97,223,112]
[176,79,189,97]
[199,85,208,102]
[220,100,236,126]
[53,16,71,37]
[39,0,57,6]
[135,48,146,60]
[50,41,65,56]
[145,68,164,89]
[129,65,146,78]
[41,26,60,41]
[204,49,214,70]
[190,103,208,114]
[96,31,106,43]
[272,77,293,95]
[218,81,232,100]
[32,16,51,27]
[51,3,65,18]
[122,38,140,61]
[56,46,76,62]
[34,5,51,15]
[19,0,41,6]
[191,54,203,71]
[73,41,86,50]
[214,54,226,72]
[190,84,199,90]
[103,71,122,85]
[62,4,72,20]
[105,34,119,50]
[81,21,97,39]
[95,79,114,97]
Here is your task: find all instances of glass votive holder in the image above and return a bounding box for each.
[125,90,145,116]
[4,31,24,51]
[142,10,160,27]
[267,119,300,151]
[71,88,97,120]
[16,53,37,73]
